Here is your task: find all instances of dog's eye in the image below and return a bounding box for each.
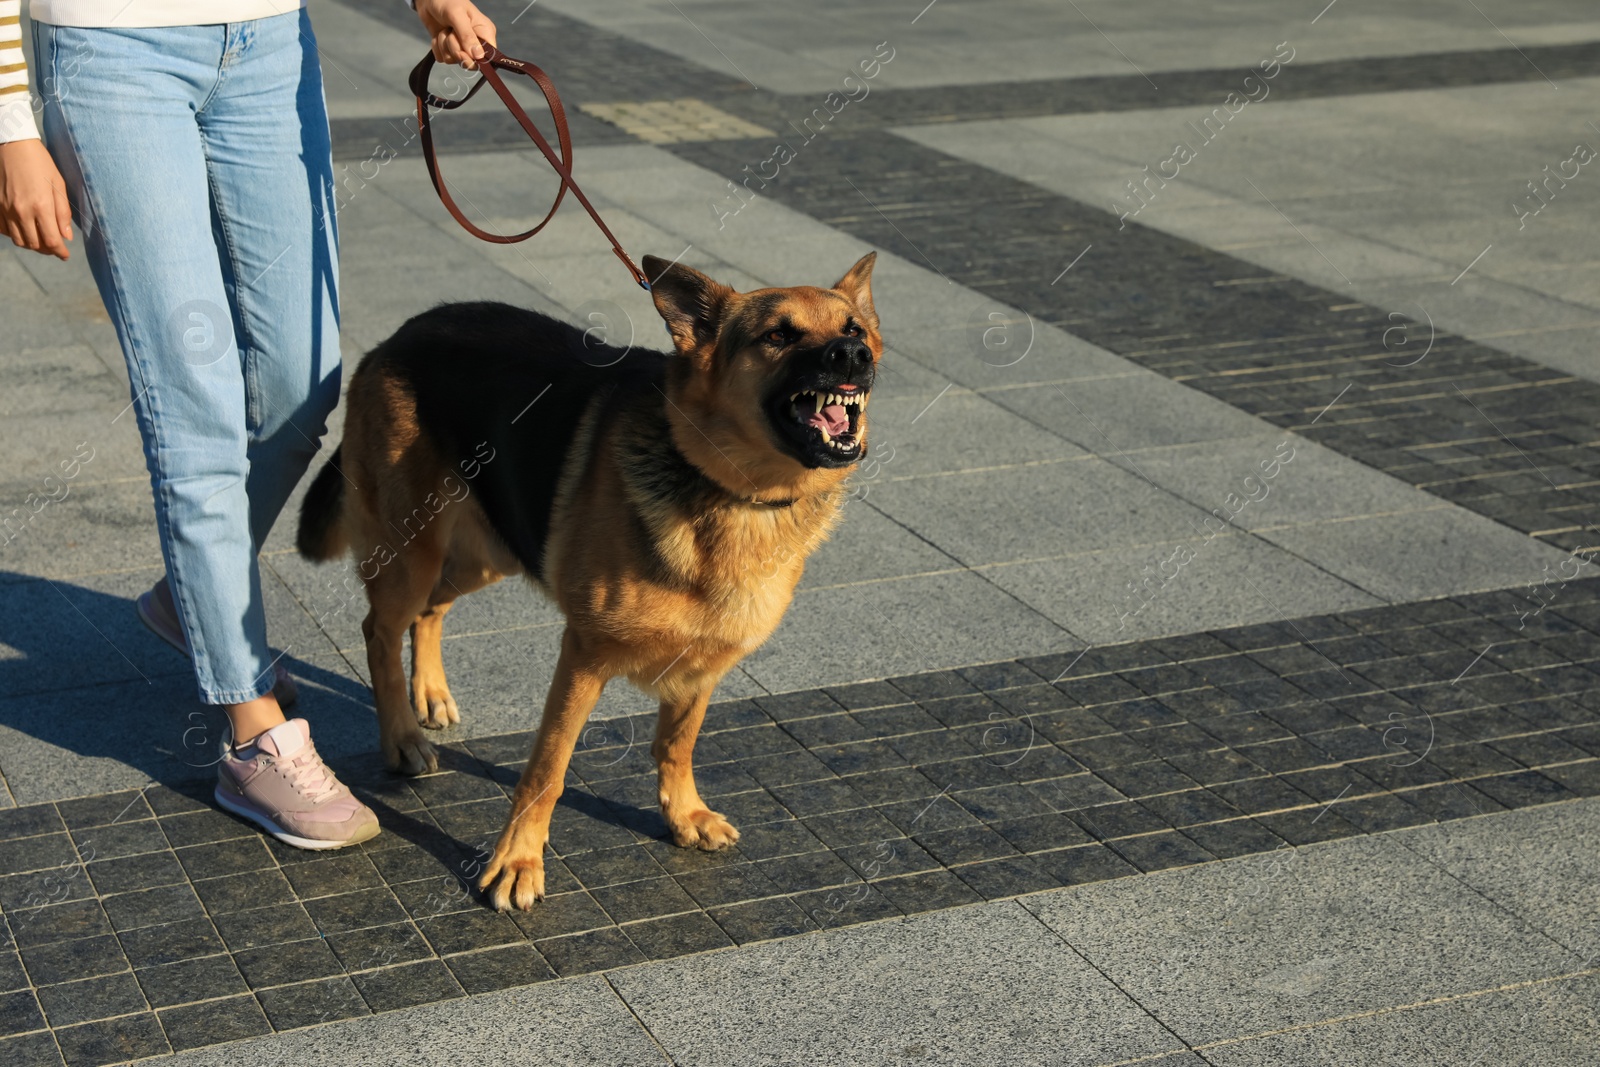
[765,329,789,345]
[844,323,864,338]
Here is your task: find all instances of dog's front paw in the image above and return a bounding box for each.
[669,808,740,851]
[382,729,438,776]
[478,851,546,911]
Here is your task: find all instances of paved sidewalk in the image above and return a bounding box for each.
[2,0,1599,1063]
[49,797,1600,1066]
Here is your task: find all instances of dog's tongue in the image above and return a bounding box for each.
[808,403,850,436]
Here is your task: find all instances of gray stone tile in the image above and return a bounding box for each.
[1108,434,1444,531]
[0,255,85,356]
[992,372,1270,451]
[1203,973,1600,1067]
[852,388,1088,481]
[0,568,191,699]
[0,345,125,418]
[304,0,419,120]
[981,531,1381,645]
[863,265,1140,391]
[608,900,1185,1066]
[867,347,957,400]
[152,972,667,1066]
[1256,508,1571,602]
[0,679,198,803]
[741,569,1075,693]
[1024,833,1584,1046]
[1394,797,1600,961]
[0,475,164,584]
[797,499,957,591]
[0,409,150,503]
[864,455,1228,565]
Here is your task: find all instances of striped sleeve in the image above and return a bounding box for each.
[0,0,40,143]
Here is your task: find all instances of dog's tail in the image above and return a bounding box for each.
[296,446,349,561]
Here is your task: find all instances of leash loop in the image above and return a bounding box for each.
[408,46,652,290]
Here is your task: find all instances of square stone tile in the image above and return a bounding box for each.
[1203,973,1599,1067]
[1025,833,1584,1045]
[608,900,1184,1066]
[1394,797,1600,960]
[153,974,666,1066]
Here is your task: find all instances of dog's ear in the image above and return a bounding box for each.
[832,252,879,333]
[646,256,735,353]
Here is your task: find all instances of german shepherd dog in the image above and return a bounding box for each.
[296,253,880,910]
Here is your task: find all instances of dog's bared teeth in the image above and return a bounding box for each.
[814,393,825,414]
[819,428,831,443]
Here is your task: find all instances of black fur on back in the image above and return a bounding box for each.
[369,302,697,582]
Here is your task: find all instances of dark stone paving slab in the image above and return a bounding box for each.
[3,577,1599,1059]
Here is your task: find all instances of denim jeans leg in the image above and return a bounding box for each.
[36,16,339,704]
[198,10,341,552]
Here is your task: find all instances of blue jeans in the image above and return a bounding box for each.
[36,12,341,705]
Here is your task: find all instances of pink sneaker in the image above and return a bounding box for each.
[215,719,380,849]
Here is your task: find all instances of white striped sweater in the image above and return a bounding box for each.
[0,0,309,144]
[0,1,29,142]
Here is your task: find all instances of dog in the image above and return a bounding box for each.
[296,253,881,910]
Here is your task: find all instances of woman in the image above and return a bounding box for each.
[0,0,495,848]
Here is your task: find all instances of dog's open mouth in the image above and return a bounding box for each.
[769,385,868,467]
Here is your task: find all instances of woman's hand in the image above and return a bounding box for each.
[0,139,72,260]
[415,0,498,70]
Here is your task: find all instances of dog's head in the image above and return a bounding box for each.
[644,252,882,498]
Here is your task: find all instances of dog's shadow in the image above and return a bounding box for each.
[341,743,671,908]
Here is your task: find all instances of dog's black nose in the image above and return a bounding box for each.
[822,338,872,376]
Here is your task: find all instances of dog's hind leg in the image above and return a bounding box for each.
[654,683,740,851]
[409,593,459,731]
[410,507,516,732]
[480,627,608,910]
[363,545,447,776]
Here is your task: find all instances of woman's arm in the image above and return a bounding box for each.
[0,0,496,261]
[0,0,73,259]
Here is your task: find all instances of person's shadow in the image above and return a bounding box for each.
[0,568,387,794]
[0,570,663,902]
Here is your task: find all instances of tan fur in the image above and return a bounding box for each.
[325,255,882,910]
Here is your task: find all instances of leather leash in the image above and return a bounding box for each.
[408,45,652,290]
